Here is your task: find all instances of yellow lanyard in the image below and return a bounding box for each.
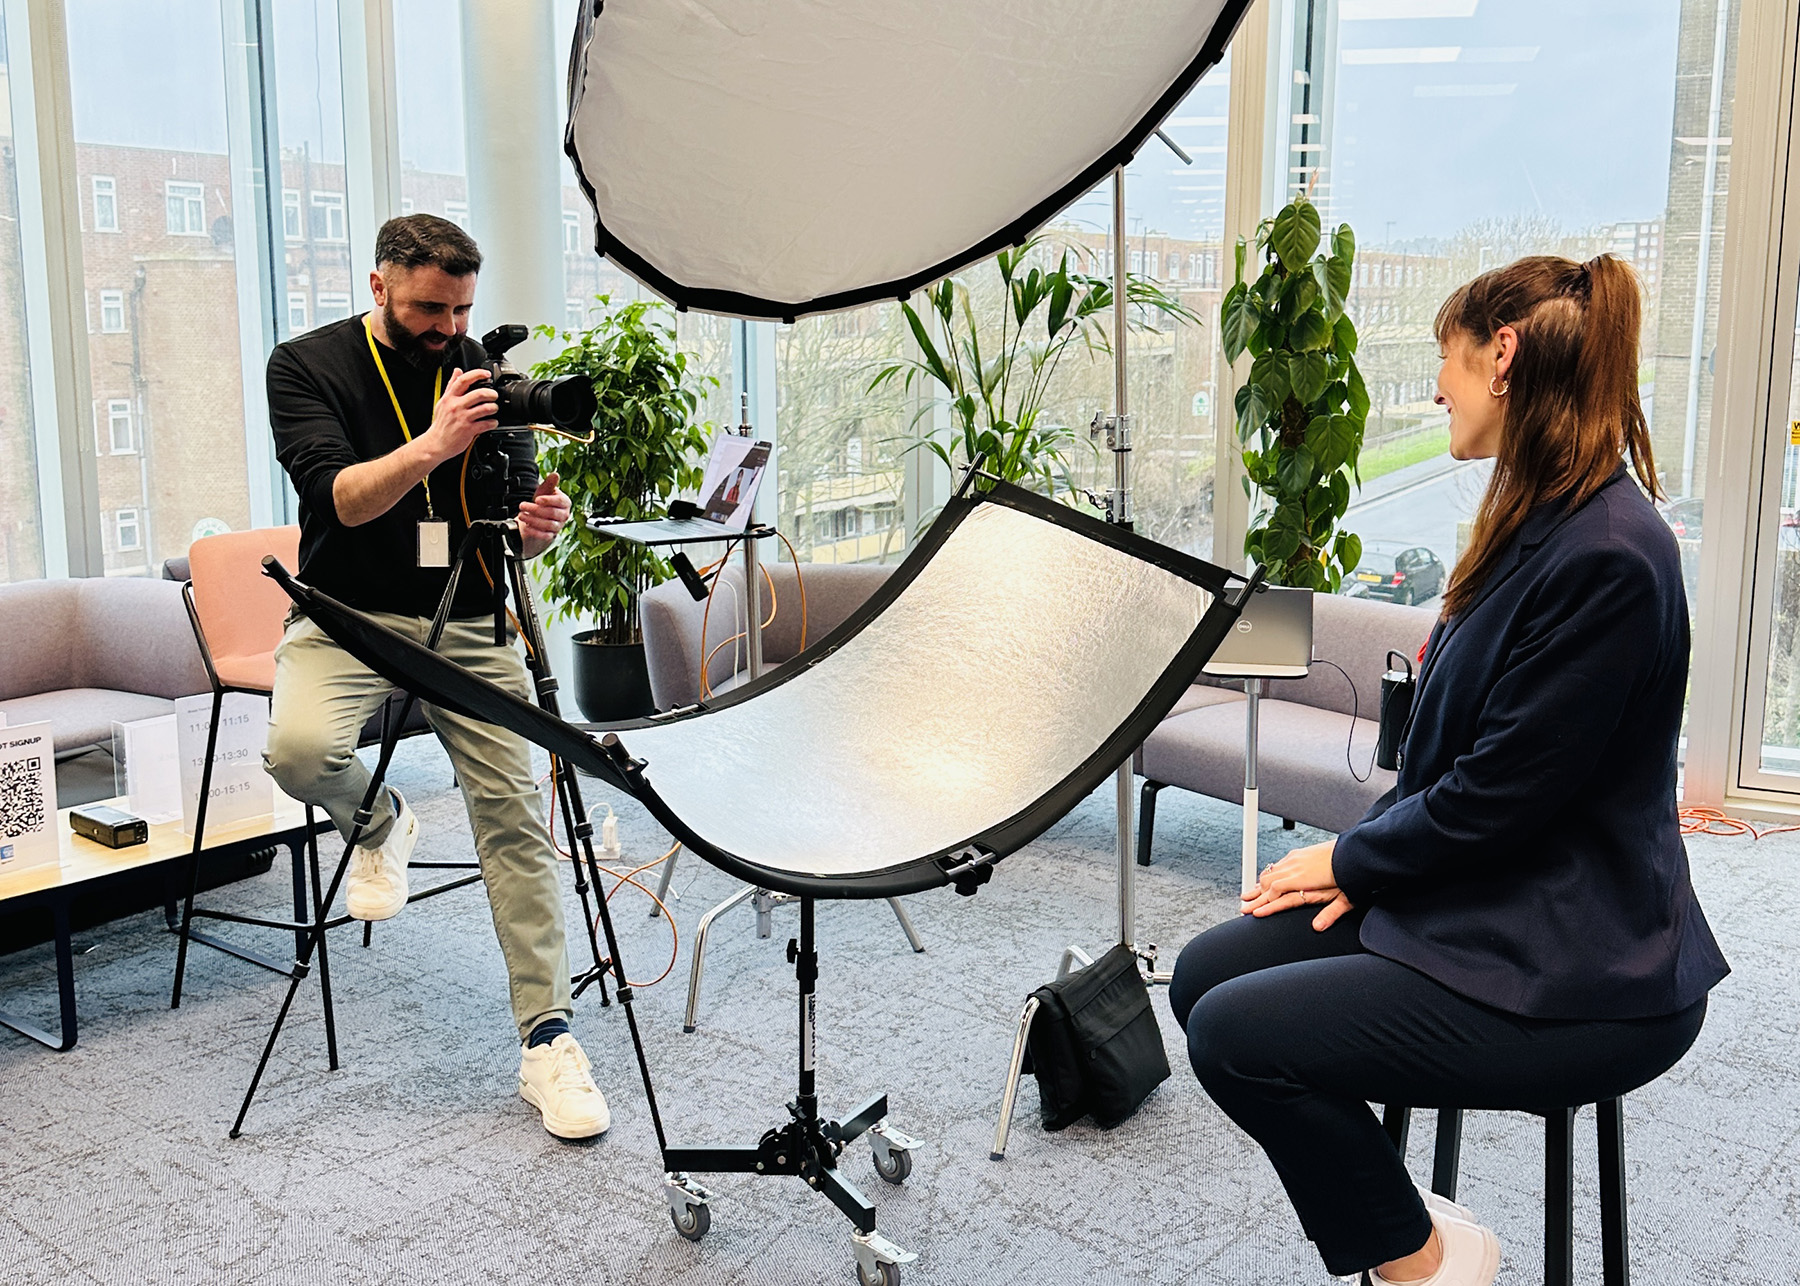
[364,314,444,517]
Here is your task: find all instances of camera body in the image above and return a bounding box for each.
[463,325,598,519]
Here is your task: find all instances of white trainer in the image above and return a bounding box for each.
[1417,1182,1478,1227]
[519,1033,611,1139]
[345,788,416,921]
[1370,1210,1501,1286]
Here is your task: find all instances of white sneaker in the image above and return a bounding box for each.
[519,1033,611,1139]
[1370,1210,1500,1286]
[1417,1182,1477,1227]
[345,788,416,921]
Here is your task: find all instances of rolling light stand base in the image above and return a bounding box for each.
[661,898,920,1283]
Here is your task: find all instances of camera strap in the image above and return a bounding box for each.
[364,315,445,518]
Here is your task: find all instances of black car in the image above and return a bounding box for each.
[1344,541,1446,605]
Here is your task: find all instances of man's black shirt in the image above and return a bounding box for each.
[267,314,538,618]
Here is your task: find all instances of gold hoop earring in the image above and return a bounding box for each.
[1489,375,1510,397]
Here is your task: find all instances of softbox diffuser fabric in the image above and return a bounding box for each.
[565,0,1251,320]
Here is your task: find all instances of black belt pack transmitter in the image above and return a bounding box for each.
[1376,650,1416,773]
[70,804,150,849]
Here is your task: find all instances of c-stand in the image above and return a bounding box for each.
[232,518,664,1148]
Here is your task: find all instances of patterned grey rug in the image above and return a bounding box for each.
[1,737,1795,1285]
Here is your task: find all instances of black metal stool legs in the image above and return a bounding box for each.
[1597,1098,1630,1286]
[1544,1106,1576,1286]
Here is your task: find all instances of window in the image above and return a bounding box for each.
[114,509,141,553]
[288,292,309,333]
[315,293,352,325]
[563,210,581,254]
[444,201,469,229]
[283,189,303,240]
[165,181,206,235]
[565,298,585,331]
[1280,0,1739,617]
[91,175,118,232]
[400,197,416,215]
[309,191,347,242]
[105,400,134,454]
[98,290,125,334]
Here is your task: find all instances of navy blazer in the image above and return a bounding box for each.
[1333,465,1728,1020]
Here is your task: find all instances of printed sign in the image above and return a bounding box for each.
[176,693,274,836]
[114,714,184,825]
[0,720,58,873]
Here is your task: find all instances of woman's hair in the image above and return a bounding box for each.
[1432,253,1659,616]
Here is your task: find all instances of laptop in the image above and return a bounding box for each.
[1202,585,1313,679]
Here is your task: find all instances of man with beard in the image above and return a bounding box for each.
[262,214,609,1140]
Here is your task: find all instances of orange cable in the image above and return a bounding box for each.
[1678,805,1800,840]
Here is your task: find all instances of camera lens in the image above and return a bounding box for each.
[500,375,595,430]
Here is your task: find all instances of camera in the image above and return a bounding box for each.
[478,324,596,430]
[463,325,598,519]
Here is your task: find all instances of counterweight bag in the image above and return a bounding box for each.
[1023,943,1170,1130]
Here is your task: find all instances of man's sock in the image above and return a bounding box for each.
[527,1017,570,1049]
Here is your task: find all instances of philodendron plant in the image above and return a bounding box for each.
[1221,198,1367,591]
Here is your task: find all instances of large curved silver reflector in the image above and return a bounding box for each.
[565,1,1251,319]
[268,483,1248,898]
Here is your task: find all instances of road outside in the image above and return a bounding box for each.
[1340,452,1493,609]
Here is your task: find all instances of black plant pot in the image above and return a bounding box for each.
[570,630,655,723]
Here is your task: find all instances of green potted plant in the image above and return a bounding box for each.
[531,297,713,721]
[870,238,1200,499]
[1220,198,1368,589]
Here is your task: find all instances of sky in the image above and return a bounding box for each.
[62,0,1692,249]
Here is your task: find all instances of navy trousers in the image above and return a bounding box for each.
[1168,907,1705,1276]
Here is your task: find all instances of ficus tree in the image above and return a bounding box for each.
[1221,198,1367,590]
[532,297,713,645]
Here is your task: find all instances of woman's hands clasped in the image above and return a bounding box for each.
[1241,838,1355,932]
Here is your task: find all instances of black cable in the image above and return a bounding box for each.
[1312,656,1378,783]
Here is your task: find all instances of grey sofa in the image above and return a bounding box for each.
[641,561,894,709]
[1137,591,1438,859]
[0,577,210,757]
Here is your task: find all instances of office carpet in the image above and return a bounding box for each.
[1,737,1796,1285]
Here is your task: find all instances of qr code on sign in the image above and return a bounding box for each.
[0,756,48,839]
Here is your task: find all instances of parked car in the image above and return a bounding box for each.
[1343,541,1446,605]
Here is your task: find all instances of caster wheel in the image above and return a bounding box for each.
[670,1202,710,1241]
[857,1260,900,1286]
[872,1144,912,1185]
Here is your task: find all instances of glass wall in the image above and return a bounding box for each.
[1280,0,1737,611]
[273,0,353,342]
[65,0,253,574]
[0,0,46,583]
[1749,270,1800,774]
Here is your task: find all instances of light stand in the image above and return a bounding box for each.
[232,519,646,1137]
[991,162,1167,1161]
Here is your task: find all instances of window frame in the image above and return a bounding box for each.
[97,289,125,334]
[91,174,118,232]
[164,180,206,236]
[105,399,134,454]
[309,190,347,243]
[113,507,141,553]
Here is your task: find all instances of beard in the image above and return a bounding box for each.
[381,300,451,368]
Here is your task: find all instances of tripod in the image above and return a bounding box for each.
[233,518,649,1137]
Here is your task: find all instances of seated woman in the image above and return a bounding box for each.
[1168,253,1729,1286]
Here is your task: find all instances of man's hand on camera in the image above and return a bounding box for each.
[518,472,572,559]
[422,367,499,464]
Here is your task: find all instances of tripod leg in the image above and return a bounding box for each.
[651,847,679,918]
[886,898,924,953]
[306,811,340,1071]
[685,885,757,1033]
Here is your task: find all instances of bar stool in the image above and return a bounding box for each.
[1376,1099,1630,1286]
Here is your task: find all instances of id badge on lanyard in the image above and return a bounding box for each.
[365,315,449,568]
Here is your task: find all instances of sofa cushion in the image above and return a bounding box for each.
[0,689,179,756]
[1274,592,1437,718]
[1167,683,1245,719]
[0,581,82,700]
[72,577,210,700]
[1141,697,1395,834]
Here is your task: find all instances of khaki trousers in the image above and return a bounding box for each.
[263,610,571,1041]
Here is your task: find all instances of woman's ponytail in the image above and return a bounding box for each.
[1577,255,1660,501]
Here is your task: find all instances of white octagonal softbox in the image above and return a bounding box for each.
[565,0,1251,320]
